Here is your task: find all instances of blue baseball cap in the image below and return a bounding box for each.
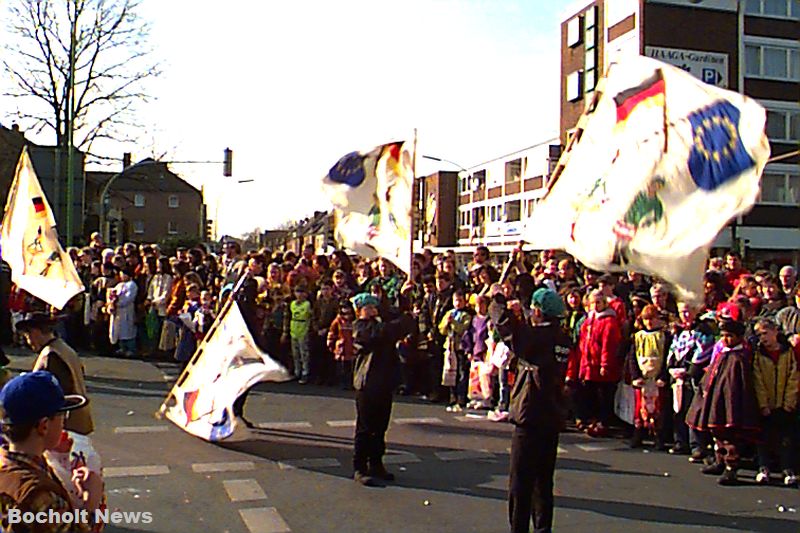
[0,371,87,425]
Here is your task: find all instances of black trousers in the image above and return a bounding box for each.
[353,390,393,472]
[509,426,559,533]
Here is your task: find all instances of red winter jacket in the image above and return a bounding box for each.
[572,308,622,382]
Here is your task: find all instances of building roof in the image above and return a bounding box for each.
[86,158,201,196]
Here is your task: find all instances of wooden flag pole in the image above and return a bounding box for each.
[410,128,418,270]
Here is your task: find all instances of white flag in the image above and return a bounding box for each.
[160,301,290,442]
[322,141,414,274]
[525,56,770,302]
[0,148,84,310]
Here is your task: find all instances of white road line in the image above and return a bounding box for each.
[192,461,255,473]
[104,465,170,478]
[575,443,623,453]
[393,417,443,425]
[223,479,267,502]
[326,420,356,428]
[454,414,495,422]
[255,421,313,430]
[113,425,169,434]
[278,458,341,470]
[239,507,291,533]
[506,446,568,455]
[383,452,422,465]
[476,474,508,490]
[435,450,495,461]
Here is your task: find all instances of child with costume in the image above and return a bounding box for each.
[687,318,760,485]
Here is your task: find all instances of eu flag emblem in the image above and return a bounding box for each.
[688,101,754,191]
[328,151,366,187]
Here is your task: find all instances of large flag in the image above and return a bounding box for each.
[524,56,770,302]
[322,141,414,274]
[0,147,84,310]
[159,300,290,442]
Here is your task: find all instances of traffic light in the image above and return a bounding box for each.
[205,219,214,241]
[326,211,337,248]
[122,152,132,169]
[223,148,233,177]
[108,220,118,245]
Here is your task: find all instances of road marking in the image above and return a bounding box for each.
[393,417,443,425]
[477,474,508,490]
[104,465,170,478]
[507,446,568,455]
[223,479,267,502]
[192,461,255,473]
[239,507,291,533]
[113,425,169,434]
[575,442,622,452]
[255,421,313,430]
[435,450,495,461]
[326,420,356,428]
[383,452,421,465]
[454,414,495,422]
[278,458,341,470]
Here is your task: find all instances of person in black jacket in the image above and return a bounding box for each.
[351,293,416,487]
[491,288,571,533]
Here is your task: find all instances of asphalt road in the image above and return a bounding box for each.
[6,349,800,533]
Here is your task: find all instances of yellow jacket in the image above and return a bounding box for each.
[753,345,799,412]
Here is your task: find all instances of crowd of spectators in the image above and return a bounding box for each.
[4,234,799,488]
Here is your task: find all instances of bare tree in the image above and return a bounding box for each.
[2,0,159,161]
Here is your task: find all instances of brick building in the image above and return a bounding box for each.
[87,159,206,244]
[560,0,800,263]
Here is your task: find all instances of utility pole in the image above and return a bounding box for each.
[65,0,78,246]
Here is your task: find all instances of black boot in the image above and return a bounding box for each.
[701,462,725,475]
[630,428,644,449]
[354,461,379,487]
[369,460,395,481]
[718,467,738,486]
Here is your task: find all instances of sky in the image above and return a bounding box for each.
[2,0,568,238]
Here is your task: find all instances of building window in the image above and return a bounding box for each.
[745,0,799,19]
[764,104,800,142]
[505,200,521,222]
[168,195,179,208]
[134,193,145,207]
[168,221,178,235]
[744,39,800,81]
[567,16,582,47]
[526,199,536,218]
[566,71,583,102]
[505,159,522,183]
[759,165,799,204]
[133,220,145,234]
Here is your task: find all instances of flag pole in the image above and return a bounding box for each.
[156,269,250,417]
[411,128,418,269]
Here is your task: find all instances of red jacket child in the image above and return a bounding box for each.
[574,306,622,383]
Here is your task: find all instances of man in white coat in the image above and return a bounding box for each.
[109,267,138,357]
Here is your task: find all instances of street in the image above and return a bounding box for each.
[8,350,799,533]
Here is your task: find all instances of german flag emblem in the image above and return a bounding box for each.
[614,70,666,125]
[32,197,46,218]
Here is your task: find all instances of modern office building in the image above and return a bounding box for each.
[560,0,799,263]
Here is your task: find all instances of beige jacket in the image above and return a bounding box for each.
[33,338,94,435]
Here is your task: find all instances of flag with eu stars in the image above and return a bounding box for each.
[321,141,414,274]
[524,56,770,302]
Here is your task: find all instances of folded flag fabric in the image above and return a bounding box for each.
[0,147,84,310]
[160,299,291,442]
[322,141,414,274]
[524,56,770,302]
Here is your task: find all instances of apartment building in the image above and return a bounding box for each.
[454,139,562,251]
[560,0,800,263]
